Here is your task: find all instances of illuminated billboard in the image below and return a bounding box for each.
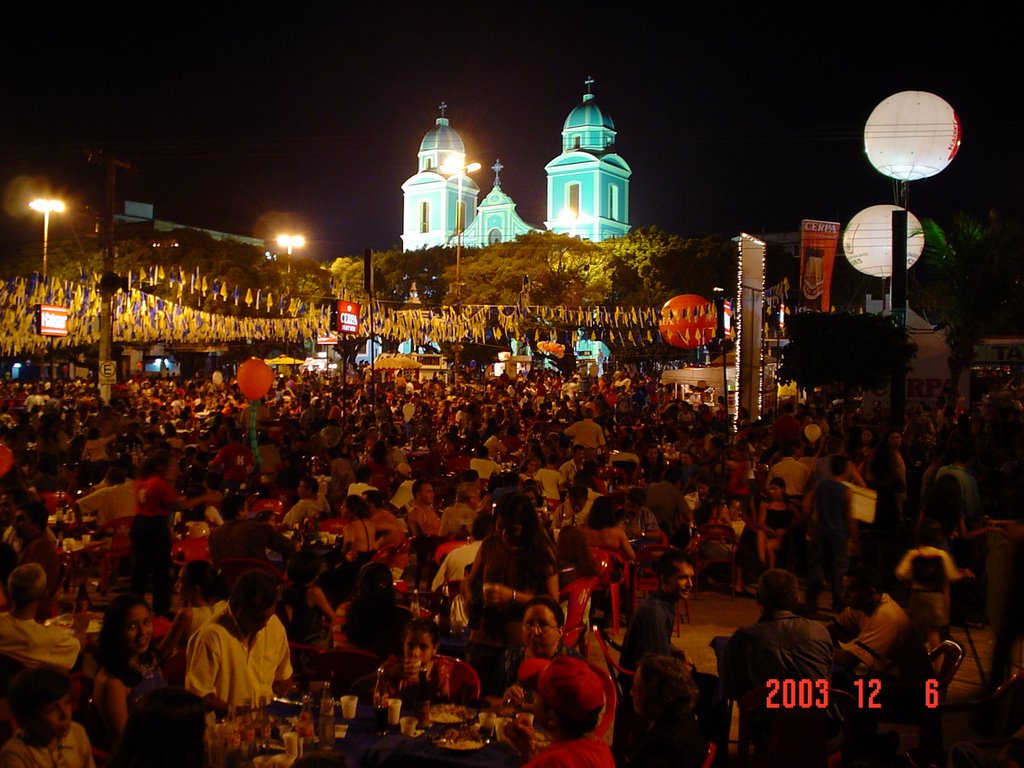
[38,305,69,337]
[337,302,361,335]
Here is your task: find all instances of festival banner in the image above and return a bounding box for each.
[799,219,840,311]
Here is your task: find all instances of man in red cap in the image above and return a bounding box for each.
[505,655,613,767]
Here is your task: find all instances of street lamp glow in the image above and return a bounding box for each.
[29,199,66,215]
[276,234,305,250]
[29,198,66,278]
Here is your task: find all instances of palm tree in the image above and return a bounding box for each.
[918,213,1024,398]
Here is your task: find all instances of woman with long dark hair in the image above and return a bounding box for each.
[463,492,558,697]
[93,595,167,744]
[340,562,410,658]
[106,686,205,768]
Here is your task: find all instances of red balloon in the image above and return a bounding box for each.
[658,294,717,349]
[236,358,274,401]
[0,444,12,478]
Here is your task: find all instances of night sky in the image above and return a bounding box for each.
[1,4,1021,264]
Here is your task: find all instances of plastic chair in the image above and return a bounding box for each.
[737,684,855,768]
[317,518,348,535]
[587,661,617,739]
[914,670,1024,768]
[439,655,482,703]
[878,639,965,725]
[98,516,135,595]
[248,498,285,521]
[593,625,635,695]
[215,558,284,590]
[171,536,210,565]
[559,576,599,655]
[371,538,412,568]
[631,544,690,629]
[590,546,630,630]
[701,742,717,768]
[433,539,471,566]
[691,523,737,598]
[161,648,188,687]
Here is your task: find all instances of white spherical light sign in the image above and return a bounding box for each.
[864,91,961,181]
[843,205,925,278]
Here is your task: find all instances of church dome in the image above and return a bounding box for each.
[563,93,615,131]
[419,117,465,153]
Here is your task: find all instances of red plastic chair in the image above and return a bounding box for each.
[161,648,188,687]
[371,538,412,568]
[98,516,135,595]
[590,547,630,630]
[317,518,348,535]
[439,655,482,703]
[248,498,285,521]
[215,558,284,590]
[632,544,689,630]
[171,536,210,566]
[691,523,737,598]
[559,576,599,655]
[587,660,617,739]
[433,539,471,566]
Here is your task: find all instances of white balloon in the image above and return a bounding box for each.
[864,91,961,181]
[212,371,224,385]
[843,205,925,278]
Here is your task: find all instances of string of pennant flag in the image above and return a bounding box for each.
[0,272,792,354]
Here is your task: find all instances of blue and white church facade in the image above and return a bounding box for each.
[401,83,631,251]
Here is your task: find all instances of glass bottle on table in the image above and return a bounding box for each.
[318,688,335,749]
[415,663,431,727]
[373,668,390,735]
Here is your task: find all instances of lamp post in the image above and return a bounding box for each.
[29,199,65,279]
[441,160,479,382]
[276,234,305,274]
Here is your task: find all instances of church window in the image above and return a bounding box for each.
[424,157,434,170]
[488,227,502,244]
[573,136,581,149]
[608,184,619,220]
[420,202,430,233]
[566,183,580,216]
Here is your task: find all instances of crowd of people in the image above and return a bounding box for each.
[0,364,1021,766]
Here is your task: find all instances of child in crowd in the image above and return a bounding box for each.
[0,666,95,768]
[895,519,972,650]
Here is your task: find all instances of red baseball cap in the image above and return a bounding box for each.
[519,656,605,722]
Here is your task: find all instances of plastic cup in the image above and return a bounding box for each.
[340,695,358,720]
[81,534,91,545]
[400,716,418,736]
[516,712,534,728]
[387,698,402,726]
[282,731,300,760]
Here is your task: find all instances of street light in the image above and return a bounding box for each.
[441,160,480,304]
[29,199,65,278]
[276,234,305,273]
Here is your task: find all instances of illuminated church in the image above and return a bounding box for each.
[401,81,631,250]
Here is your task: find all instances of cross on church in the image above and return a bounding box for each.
[492,159,503,187]
[584,76,594,93]
[438,101,448,117]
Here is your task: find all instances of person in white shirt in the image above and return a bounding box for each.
[0,564,84,670]
[432,515,494,590]
[282,477,330,527]
[185,571,292,715]
[76,468,137,529]
[469,446,501,482]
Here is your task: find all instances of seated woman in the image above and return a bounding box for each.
[280,550,336,647]
[756,478,796,569]
[320,495,375,604]
[1,666,94,768]
[378,617,453,702]
[93,595,167,745]
[626,655,706,768]
[582,496,636,562]
[338,562,411,659]
[159,560,229,660]
[492,596,575,710]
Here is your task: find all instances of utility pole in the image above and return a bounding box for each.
[86,149,133,404]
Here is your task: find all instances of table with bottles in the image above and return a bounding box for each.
[244,687,520,768]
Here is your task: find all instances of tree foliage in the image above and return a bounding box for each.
[777,311,917,394]
[917,214,1024,394]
